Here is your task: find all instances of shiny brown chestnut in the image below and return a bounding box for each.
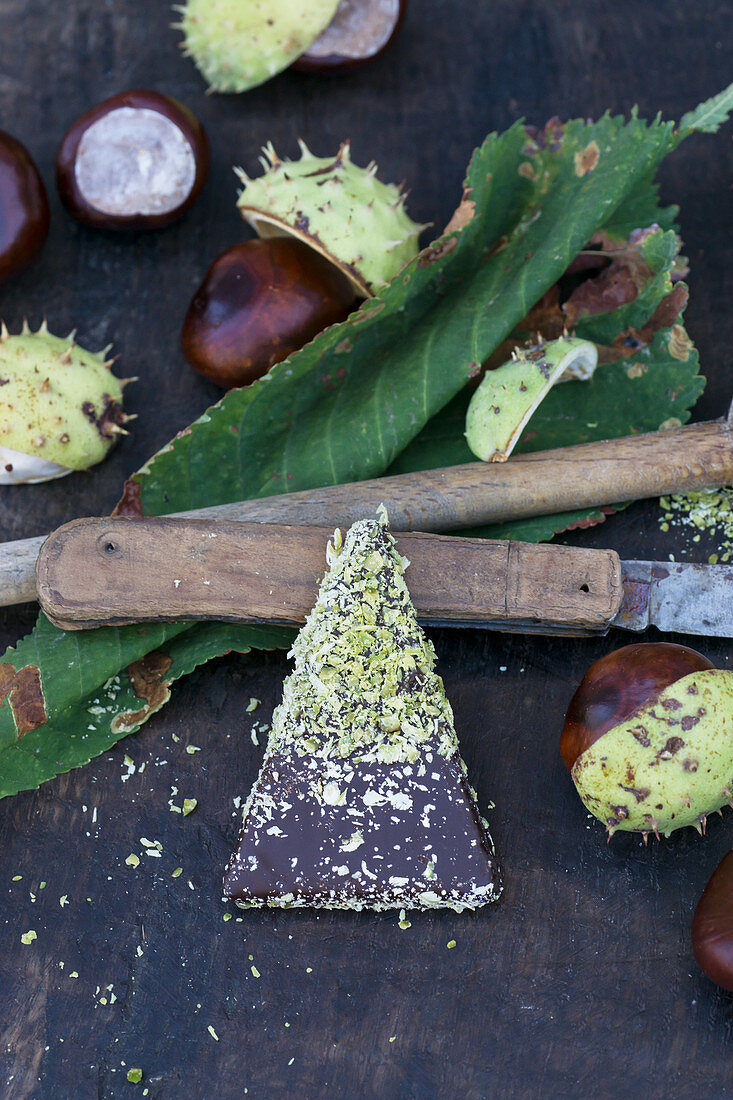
[692,850,733,993]
[560,642,715,773]
[181,238,358,388]
[0,131,49,283]
[56,90,209,231]
[292,0,407,72]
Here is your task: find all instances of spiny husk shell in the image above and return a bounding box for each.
[176,0,340,93]
[0,321,127,480]
[236,140,426,295]
[572,669,733,838]
[465,336,597,462]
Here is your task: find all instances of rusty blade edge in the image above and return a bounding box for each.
[616,560,733,638]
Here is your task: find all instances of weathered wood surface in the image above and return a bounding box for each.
[35,518,622,633]
[3,415,733,608]
[1,1,732,1097]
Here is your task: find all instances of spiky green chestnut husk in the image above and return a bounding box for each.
[572,670,733,839]
[0,321,132,484]
[175,0,340,94]
[465,337,598,462]
[236,141,426,295]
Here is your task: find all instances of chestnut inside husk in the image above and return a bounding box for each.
[692,850,733,993]
[181,238,358,388]
[293,0,407,72]
[56,89,209,231]
[0,130,49,283]
[560,642,715,773]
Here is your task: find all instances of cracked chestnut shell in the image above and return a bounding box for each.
[692,850,733,993]
[181,238,357,388]
[56,90,209,231]
[293,0,407,72]
[0,130,49,283]
[560,642,715,773]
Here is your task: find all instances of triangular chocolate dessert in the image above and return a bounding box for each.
[224,513,502,912]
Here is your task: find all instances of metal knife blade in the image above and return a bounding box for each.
[615,559,733,637]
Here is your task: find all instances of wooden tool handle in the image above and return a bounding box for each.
[2,411,731,610]
[36,517,622,636]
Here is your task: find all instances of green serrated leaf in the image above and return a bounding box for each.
[0,619,293,799]
[679,82,733,136]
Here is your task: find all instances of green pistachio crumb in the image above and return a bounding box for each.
[246,698,260,713]
[223,912,232,922]
[208,1026,219,1042]
[389,1036,396,1043]
[186,745,201,755]
[12,875,22,881]
[125,854,140,868]
[20,930,37,945]
[39,881,46,889]
[59,895,68,907]
[127,1068,143,1084]
[182,798,198,816]
[69,971,79,978]
[172,867,183,878]
[447,939,456,949]
[250,965,260,978]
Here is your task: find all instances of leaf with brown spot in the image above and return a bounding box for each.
[0,663,46,738]
[442,189,476,234]
[111,653,174,734]
[574,140,600,176]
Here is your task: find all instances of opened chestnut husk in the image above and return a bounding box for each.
[293,0,408,72]
[181,238,358,388]
[561,643,733,839]
[0,130,49,283]
[56,90,209,231]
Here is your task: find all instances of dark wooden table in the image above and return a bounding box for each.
[1,2,732,1096]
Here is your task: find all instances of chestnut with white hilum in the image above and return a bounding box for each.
[56,90,209,230]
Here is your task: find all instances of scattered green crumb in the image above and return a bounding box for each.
[389,1036,396,1043]
[172,867,183,878]
[398,908,411,929]
[39,882,46,889]
[306,967,312,974]
[20,930,37,945]
[127,1068,143,1084]
[658,488,733,562]
[288,1058,295,1066]
[447,939,456,949]
[223,913,232,922]
[246,698,260,713]
[69,971,79,979]
[12,875,22,881]
[250,965,261,978]
[186,745,201,755]
[59,895,68,907]
[248,954,253,961]
[208,1026,219,1041]
[182,798,198,816]
[284,1022,290,1028]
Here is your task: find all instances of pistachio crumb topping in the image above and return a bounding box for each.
[224,514,501,913]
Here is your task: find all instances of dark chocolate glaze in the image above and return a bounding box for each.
[224,729,500,910]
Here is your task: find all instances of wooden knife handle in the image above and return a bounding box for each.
[36,518,623,636]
